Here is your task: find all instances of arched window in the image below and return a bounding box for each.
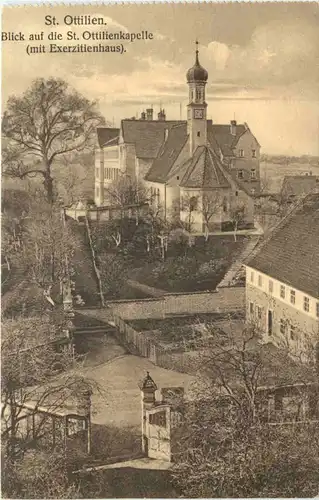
[196,88,201,102]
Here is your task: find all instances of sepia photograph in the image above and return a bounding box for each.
[1,2,319,498]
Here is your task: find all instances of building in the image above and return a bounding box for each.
[245,193,319,357]
[95,44,261,232]
[281,175,319,200]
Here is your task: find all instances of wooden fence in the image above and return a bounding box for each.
[113,314,200,374]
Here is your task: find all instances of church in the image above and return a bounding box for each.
[94,44,261,232]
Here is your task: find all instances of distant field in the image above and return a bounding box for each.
[260,162,319,193]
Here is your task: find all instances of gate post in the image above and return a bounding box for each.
[139,372,157,454]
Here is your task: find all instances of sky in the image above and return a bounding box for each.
[2,3,319,155]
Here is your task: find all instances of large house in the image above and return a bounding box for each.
[245,193,319,357]
[95,45,261,232]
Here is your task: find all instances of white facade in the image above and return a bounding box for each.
[95,145,120,206]
[245,265,319,356]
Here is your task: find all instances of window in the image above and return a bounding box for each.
[235,191,239,197]
[290,324,297,341]
[280,285,286,299]
[257,305,262,320]
[303,296,310,312]
[250,271,254,283]
[239,149,244,157]
[268,310,273,335]
[317,302,319,318]
[189,196,198,211]
[258,275,262,287]
[149,411,166,428]
[290,290,296,305]
[197,131,200,137]
[176,176,179,181]
[238,170,244,179]
[222,197,228,213]
[280,319,286,334]
[269,280,274,293]
[252,149,257,158]
[249,302,254,315]
[250,169,256,180]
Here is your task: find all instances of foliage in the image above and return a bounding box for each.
[172,322,319,498]
[173,419,319,498]
[98,252,129,298]
[1,191,82,315]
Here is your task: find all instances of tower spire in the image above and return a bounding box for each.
[195,39,199,64]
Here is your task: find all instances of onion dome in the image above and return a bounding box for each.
[186,42,208,83]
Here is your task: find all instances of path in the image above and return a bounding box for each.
[78,353,196,428]
[217,235,261,288]
[126,279,167,298]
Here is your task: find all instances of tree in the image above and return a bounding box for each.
[172,321,319,498]
[4,199,78,310]
[181,192,199,233]
[105,176,151,225]
[201,191,223,241]
[2,78,104,203]
[1,315,96,458]
[229,202,246,241]
[98,252,128,298]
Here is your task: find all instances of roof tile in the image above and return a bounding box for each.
[248,194,319,298]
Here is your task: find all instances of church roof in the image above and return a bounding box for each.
[145,123,188,182]
[174,145,231,189]
[207,123,248,157]
[121,119,183,159]
[247,193,319,298]
[96,120,255,160]
[97,127,119,148]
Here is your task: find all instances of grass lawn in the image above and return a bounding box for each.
[129,235,248,293]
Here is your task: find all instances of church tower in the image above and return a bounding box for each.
[186,41,208,156]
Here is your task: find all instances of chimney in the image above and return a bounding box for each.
[146,108,153,121]
[158,108,166,121]
[230,120,237,136]
[141,111,146,120]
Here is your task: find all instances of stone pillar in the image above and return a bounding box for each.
[139,372,157,454]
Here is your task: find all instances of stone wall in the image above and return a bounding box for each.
[79,288,244,322]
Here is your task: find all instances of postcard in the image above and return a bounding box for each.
[1,2,319,498]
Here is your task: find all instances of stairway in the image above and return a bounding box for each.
[217,236,261,288]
